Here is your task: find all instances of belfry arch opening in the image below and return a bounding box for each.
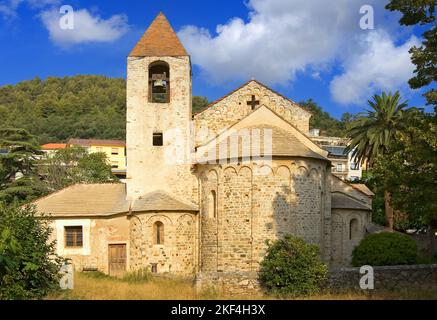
[149,61,170,103]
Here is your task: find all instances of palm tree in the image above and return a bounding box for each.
[345,91,408,229]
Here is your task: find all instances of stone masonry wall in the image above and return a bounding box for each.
[328,264,437,291]
[196,265,437,296]
[126,55,198,204]
[194,80,311,147]
[129,211,198,275]
[199,158,331,274]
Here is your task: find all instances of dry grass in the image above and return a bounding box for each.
[47,272,437,300]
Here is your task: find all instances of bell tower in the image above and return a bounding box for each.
[126,13,195,202]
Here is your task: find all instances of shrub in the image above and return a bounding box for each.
[259,234,328,296]
[352,232,417,267]
[0,204,64,299]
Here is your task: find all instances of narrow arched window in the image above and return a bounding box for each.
[350,218,359,240]
[149,61,170,103]
[208,190,217,218]
[153,221,164,245]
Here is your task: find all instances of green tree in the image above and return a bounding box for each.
[386,0,436,106]
[372,109,437,231]
[0,204,63,299]
[299,99,345,136]
[192,96,209,114]
[345,92,408,229]
[38,146,118,192]
[0,128,44,204]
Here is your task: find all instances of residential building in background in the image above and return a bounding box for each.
[309,131,362,181]
[41,143,67,155]
[67,139,127,178]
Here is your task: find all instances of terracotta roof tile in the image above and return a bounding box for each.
[41,143,67,150]
[331,192,371,211]
[33,184,129,217]
[131,190,198,212]
[129,12,188,57]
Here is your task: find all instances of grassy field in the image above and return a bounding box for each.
[47,272,437,300]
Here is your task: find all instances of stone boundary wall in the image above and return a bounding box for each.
[195,272,264,296]
[196,265,437,296]
[328,264,437,291]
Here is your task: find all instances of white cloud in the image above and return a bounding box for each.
[330,31,419,104]
[178,0,418,105]
[0,0,58,19]
[40,8,129,47]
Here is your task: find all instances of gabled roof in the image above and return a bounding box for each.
[33,184,129,217]
[193,79,311,116]
[196,105,328,162]
[331,192,371,211]
[68,138,126,147]
[130,190,198,213]
[129,12,188,57]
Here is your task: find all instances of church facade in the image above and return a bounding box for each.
[34,13,373,280]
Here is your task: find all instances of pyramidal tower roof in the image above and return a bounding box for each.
[129,12,188,57]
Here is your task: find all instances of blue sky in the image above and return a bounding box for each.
[0,0,430,118]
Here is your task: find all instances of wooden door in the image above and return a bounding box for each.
[108,244,126,277]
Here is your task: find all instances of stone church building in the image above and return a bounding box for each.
[34,13,374,282]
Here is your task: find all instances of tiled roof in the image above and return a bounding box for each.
[33,184,129,217]
[68,138,126,147]
[331,192,371,211]
[351,184,375,197]
[32,185,198,217]
[41,143,67,150]
[129,12,188,57]
[131,190,198,213]
[200,124,328,162]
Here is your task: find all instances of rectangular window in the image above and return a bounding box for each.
[65,226,83,248]
[336,163,344,172]
[153,133,163,146]
[111,148,119,155]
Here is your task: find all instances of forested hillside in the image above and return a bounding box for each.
[0,76,126,144]
[0,76,347,144]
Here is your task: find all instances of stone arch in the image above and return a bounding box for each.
[293,166,309,177]
[207,169,219,182]
[144,214,173,226]
[276,166,291,179]
[148,60,170,103]
[239,166,253,178]
[224,166,238,177]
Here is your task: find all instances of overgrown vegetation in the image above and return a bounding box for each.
[122,267,152,283]
[48,271,437,300]
[259,234,328,297]
[0,204,63,300]
[352,232,418,267]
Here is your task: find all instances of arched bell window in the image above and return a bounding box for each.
[149,61,170,103]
